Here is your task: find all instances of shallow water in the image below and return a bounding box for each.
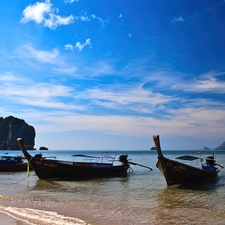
[0,150,225,225]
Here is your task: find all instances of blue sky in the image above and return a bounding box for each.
[1,0,225,150]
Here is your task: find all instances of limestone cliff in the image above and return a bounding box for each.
[215,141,225,150]
[0,116,35,150]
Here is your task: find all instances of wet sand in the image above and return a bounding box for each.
[0,212,27,225]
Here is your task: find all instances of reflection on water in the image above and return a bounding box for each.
[30,179,63,190]
[155,181,225,225]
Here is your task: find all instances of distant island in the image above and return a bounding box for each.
[151,143,225,151]
[39,146,48,150]
[215,141,225,150]
[203,142,225,151]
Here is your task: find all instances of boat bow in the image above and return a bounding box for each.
[153,135,221,186]
[153,135,164,159]
[17,138,32,162]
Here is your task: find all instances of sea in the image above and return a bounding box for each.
[0,149,225,225]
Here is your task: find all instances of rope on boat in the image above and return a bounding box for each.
[11,175,29,185]
[26,157,33,178]
[128,167,165,191]
[134,166,168,190]
[128,167,134,174]
[131,173,163,191]
[7,158,34,185]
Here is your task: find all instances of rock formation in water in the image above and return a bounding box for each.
[39,146,48,150]
[0,116,35,150]
[215,141,225,150]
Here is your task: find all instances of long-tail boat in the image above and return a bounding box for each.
[0,153,27,172]
[17,138,131,180]
[153,135,223,186]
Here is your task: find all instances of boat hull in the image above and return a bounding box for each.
[153,135,219,186]
[17,138,129,180]
[29,158,129,180]
[156,156,218,186]
[0,163,28,172]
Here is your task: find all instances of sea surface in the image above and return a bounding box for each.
[0,149,225,225]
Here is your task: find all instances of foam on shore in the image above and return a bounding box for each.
[0,206,89,225]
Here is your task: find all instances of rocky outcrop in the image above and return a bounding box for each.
[39,146,48,150]
[215,141,225,150]
[0,116,35,150]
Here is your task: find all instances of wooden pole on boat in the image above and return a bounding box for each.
[17,138,31,178]
[153,135,164,158]
[119,154,153,170]
[17,138,32,161]
[129,162,153,170]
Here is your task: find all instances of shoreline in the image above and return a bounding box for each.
[0,202,92,225]
[0,212,27,225]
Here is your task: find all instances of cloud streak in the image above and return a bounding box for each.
[1,63,225,148]
[16,44,78,75]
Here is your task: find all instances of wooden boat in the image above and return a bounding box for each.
[153,135,223,186]
[0,153,28,172]
[17,138,130,180]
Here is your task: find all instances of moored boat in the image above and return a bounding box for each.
[0,153,28,172]
[17,138,131,180]
[153,135,223,186]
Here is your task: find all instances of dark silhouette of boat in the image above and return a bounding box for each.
[17,138,130,180]
[153,135,223,186]
[0,153,27,172]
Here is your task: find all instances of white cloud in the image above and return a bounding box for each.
[1,66,225,148]
[91,14,109,27]
[0,72,21,82]
[86,61,115,76]
[20,0,74,29]
[44,14,74,28]
[83,86,171,108]
[119,14,123,18]
[65,39,92,53]
[20,0,51,24]
[64,44,74,51]
[173,71,225,94]
[0,75,84,111]
[64,0,79,4]
[54,66,77,75]
[170,16,185,23]
[18,44,59,63]
[79,16,90,22]
[16,44,78,75]
[12,106,225,142]
[20,1,108,29]
[75,38,91,52]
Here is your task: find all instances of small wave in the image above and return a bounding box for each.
[0,206,90,225]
